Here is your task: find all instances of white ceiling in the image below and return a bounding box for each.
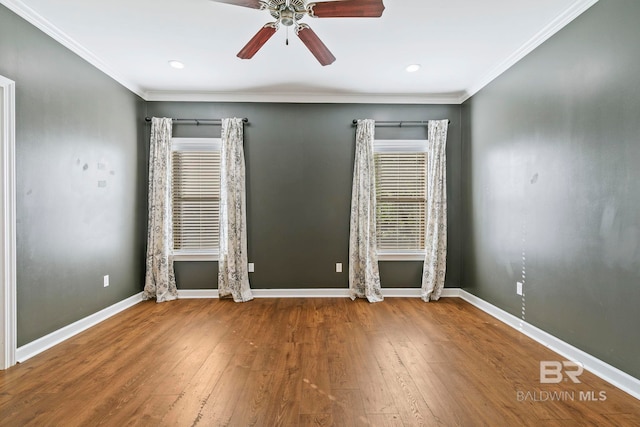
[2,0,597,103]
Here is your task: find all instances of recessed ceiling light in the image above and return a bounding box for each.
[168,60,185,69]
[406,64,421,73]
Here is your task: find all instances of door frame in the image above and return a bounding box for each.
[0,75,17,370]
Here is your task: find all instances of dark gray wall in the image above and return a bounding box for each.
[463,0,640,379]
[1,5,147,346]
[147,102,462,290]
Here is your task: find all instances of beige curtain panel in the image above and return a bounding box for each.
[349,119,384,303]
[143,117,178,302]
[218,118,254,302]
[421,119,448,302]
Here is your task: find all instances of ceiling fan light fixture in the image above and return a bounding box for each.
[279,8,296,26]
[406,64,421,73]
[168,60,185,69]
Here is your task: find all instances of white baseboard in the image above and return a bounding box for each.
[178,288,461,299]
[16,292,143,363]
[177,289,220,299]
[458,289,640,401]
[439,288,461,298]
[178,288,350,299]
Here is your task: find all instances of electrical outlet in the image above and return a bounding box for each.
[104,275,109,287]
[248,263,255,273]
[336,263,343,273]
[516,281,523,296]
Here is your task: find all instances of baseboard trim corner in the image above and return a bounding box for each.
[16,292,144,363]
[457,289,640,401]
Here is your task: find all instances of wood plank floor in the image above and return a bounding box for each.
[1,298,638,426]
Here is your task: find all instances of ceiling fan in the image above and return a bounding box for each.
[210,0,385,66]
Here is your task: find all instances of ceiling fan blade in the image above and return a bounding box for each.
[237,24,278,59]
[296,24,336,66]
[307,0,385,18]
[209,0,264,9]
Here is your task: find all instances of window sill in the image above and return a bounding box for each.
[172,252,219,262]
[378,252,425,261]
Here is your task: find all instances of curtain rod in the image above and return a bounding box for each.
[144,117,248,125]
[351,120,449,127]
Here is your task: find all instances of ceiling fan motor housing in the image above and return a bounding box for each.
[269,0,306,26]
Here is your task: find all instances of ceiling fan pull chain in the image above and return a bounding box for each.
[286,25,289,45]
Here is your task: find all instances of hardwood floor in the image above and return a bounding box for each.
[1,297,638,426]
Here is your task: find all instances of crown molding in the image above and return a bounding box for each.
[0,0,146,99]
[144,90,464,105]
[461,0,599,103]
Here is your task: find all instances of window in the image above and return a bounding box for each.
[374,139,428,261]
[171,138,221,260]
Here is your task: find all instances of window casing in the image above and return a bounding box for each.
[171,138,221,261]
[374,139,428,261]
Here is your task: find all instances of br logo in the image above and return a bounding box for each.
[540,361,584,384]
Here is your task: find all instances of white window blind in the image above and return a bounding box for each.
[171,138,221,259]
[374,140,428,259]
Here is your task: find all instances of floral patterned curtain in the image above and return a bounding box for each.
[349,119,384,303]
[421,119,449,302]
[143,117,178,302]
[218,118,253,302]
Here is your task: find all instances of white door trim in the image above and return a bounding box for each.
[0,75,17,370]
